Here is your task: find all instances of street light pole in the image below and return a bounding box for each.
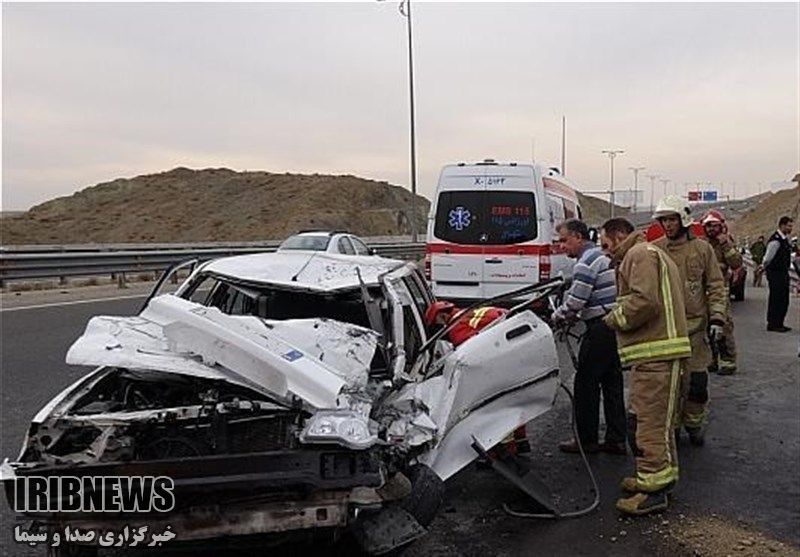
[660,178,671,198]
[561,116,566,175]
[629,166,645,213]
[602,149,624,218]
[647,174,659,212]
[399,0,419,242]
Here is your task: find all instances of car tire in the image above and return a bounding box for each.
[400,464,444,528]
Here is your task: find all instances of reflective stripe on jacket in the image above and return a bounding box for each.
[448,307,507,346]
[604,232,691,366]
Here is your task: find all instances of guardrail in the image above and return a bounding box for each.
[0,239,426,285]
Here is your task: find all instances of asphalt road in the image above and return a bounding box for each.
[1,286,798,556]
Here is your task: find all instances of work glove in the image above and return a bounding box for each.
[709,324,724,342]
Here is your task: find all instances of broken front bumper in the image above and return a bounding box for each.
[3,448,385,541]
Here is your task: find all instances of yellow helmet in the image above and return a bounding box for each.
[653,195,693,227]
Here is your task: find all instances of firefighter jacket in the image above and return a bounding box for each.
[603,232,691,366]
[652,232,727,335]
[709,237,743,276]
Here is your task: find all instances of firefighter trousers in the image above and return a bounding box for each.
[626,359,683,492]
[681,330,710,428]
[715,297,737,373]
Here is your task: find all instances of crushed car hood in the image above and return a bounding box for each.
[66,295,379,409]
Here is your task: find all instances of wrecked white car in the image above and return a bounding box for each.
[2,251,563,554]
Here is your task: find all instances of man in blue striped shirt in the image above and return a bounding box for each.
[552,219,627,455]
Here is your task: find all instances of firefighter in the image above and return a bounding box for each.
[424,301,508,346]
[424,301,529,454]
[651,196,727,447]
[600,218,691,515]
[702,209,743,375]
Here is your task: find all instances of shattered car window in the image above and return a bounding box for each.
[185,274,221,305]
[180,273,376,329]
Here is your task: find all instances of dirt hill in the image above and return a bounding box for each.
[0,168,431,245]
[1,168,634,245]
[732,185,799,241]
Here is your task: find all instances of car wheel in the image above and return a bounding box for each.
[400,464,444,528]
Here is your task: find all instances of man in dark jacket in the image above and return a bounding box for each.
[764,216,794,332]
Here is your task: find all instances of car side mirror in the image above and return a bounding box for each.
[369,248,377,256]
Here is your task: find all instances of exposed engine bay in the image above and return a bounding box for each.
[21,368,305,467]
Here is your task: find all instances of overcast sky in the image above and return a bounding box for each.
[2,2,798,210]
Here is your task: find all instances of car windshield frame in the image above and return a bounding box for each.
[279,235,331,251]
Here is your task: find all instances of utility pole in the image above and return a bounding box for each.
[629,166,645,213]
[560,116,566,174]
[381,0,419,242]
[602,149,624,218]
[403,0,419,242]
[647,174,660,212]
[660,178,671,199]
[531,137,536,163]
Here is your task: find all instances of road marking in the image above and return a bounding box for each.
[0,293,149,312]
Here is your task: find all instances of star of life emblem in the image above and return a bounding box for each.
[448,206,472,231]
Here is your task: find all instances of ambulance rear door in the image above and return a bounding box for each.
[429,166,488,300]
[480,168,541,299]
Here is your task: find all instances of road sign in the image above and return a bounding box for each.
[688,191,701,201]
[702,191,718,202]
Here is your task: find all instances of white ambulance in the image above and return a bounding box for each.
[425,160,583,302]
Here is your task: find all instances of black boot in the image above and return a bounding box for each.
[685,426,705,446]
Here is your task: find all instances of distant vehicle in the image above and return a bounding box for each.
[278,231,375,256]
[730,265,747,301]
[425,160,582,302]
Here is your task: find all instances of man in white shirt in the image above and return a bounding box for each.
[763,216,794,332]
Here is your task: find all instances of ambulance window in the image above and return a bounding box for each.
[434,191,484,244]
[484,191,537,245]
[564,199,577,220]
[546,196,565,228]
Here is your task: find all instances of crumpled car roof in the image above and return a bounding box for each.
[202,252,405,292]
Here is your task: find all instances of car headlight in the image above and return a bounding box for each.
[300,411,377,450]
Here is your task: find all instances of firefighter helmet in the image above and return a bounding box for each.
[653,195,693,227]
[701,209,725,225]
[424,301,456,326]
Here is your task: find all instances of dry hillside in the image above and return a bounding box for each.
[1,167,630,245]
[0,168,430,245]
[733,185,799,241]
